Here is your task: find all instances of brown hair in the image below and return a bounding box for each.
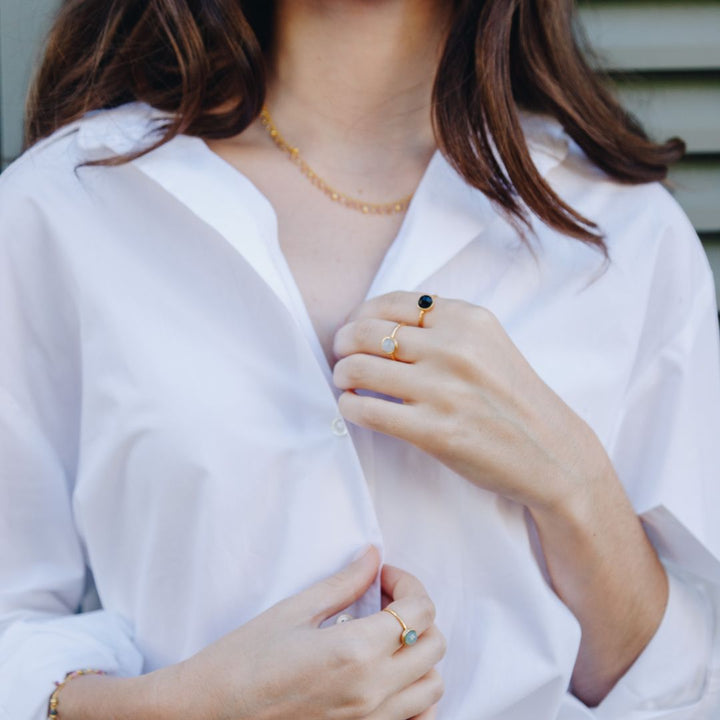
[25,0,684,247]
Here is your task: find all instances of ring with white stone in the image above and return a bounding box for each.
[336,613,354,625]
[382,607,418,648]
[380,323,404,361]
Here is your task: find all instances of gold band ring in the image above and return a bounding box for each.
[382,607,419,647]
[380,323,404,361]
[417,295,435,327]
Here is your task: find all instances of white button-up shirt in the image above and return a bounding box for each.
[1,103,719,719]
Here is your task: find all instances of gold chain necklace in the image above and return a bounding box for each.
[259,107,414,216]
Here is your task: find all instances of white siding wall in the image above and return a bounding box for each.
[0,0,60,166]
[580,1,720,307]
[1,0,719,305]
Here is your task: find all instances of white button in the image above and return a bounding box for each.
[331,417,348,437]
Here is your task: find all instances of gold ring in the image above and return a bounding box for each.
[382,607,418,647]
[417,295,435,328]
[380,323,404,361]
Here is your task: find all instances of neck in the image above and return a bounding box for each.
[267,0,451,171]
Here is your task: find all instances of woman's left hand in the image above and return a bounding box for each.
[333,291,613,514]
[334,292,669,706]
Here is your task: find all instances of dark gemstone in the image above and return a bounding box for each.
[418,295,434,309]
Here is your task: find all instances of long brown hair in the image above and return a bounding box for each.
[25,0,684,246]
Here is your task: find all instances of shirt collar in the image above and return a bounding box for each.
[77,103,171,155]
[76,102,570,304]
[367,114,570,296]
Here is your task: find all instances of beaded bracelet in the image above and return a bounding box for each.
[48,669,107,719]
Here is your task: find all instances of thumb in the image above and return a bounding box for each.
[291,546,381,627]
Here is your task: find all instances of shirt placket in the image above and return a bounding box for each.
[130,134,384,547]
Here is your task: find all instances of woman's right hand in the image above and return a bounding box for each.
[163,546,446,720]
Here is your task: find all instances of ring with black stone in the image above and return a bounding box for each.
[417,294,435,327]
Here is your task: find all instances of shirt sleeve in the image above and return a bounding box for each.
[586,210,720,718]
[589,564,718,719]
[0,160,144,720]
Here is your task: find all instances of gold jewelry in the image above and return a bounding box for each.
[259,107,414,216]
[417,294,435,327]
[380,323,404,361]
[48,669,107,718]
[382,608,419,647]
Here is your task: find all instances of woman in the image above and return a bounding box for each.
[0,0,718,718]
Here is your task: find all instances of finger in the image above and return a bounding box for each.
[381,565,428,603]
[324,620,445,700]
[333,354,423,400]
[388,624,447,677]
[338,391,419,442]
[378,567,438,654]
[285,546,381,627]
[367,669,445,720]
[346,291,442,328]
[334,319,427,362]
[357,595,437,655]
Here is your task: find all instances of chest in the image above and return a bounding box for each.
[207,139,406,362]
[273,199,404,362]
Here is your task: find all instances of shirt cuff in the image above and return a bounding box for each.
[0,610,143,720]
[592,564,713,718]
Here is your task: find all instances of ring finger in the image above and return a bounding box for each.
[345,291,441,329]
[375,597,437,655]
[334,319,428,363]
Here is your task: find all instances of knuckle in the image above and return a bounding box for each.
[332,358,349,387]
[336,391,354,418]
[472,305,499,331]
[352,398,380,429]
[354,319,378,348]
[317,575,349,610]
[417,595,436,627]
[428,671,445,704]
[430,381,463,421]
[337,356,366,388]
[337,393,369,428]
[331,635,373,670]
[333,325,351,358]
[433,413,466,457]
[388,290,407,310]
[430,627,448,662]
[441,297,465,320]
[357,692,382,717]
[437,630,448,659]
[443,333,480,369]
[440,297,469,322]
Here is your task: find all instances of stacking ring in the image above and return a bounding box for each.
[380,323,404,361]
[417,295,435,327]
[382,607,418,647]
